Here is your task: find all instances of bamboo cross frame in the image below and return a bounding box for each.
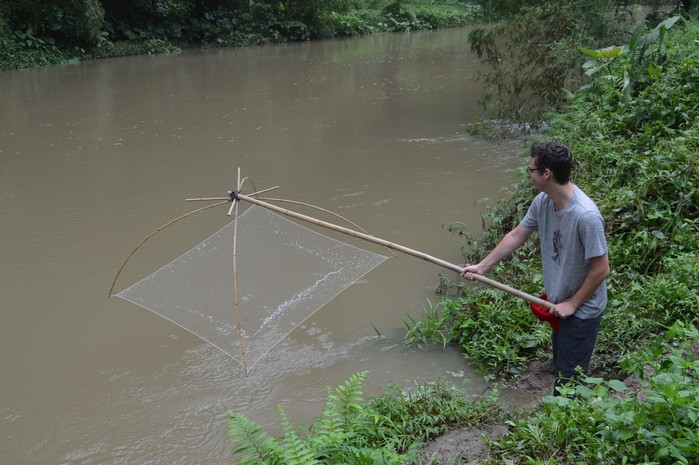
[228,191,554,310]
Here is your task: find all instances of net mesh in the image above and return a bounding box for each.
[116,205,388,370]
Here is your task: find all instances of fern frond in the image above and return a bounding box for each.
[276,406,321,465]
[311,386,345,436]
[329,371,369,424]
[228,412,280,465]
[313,371,369,438]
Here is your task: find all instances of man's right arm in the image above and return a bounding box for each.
[461,224,535,279]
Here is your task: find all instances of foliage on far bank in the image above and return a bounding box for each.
[0,0,481,72]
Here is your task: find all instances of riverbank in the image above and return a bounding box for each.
[226,14,698,463]
[420,332,699,463]
[415,14,699,464]
[418,359,553,463]
[0,0,480,72]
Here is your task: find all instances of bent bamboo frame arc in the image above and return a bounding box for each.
[231,191,554,310]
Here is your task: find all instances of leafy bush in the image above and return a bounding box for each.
[1,0,105,47]
[412,3,478,29]
[595,253,699,369]
[487,321,699,464]
[322,10,379,37]
[0,28,81,71]
[57,0,106,47]
[579,16,683,101]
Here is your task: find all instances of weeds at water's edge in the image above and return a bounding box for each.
[226,321,697,464]
[402,300,454,349]
[228,371,507,465]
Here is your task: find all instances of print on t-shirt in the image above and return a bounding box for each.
[552,228,563,264]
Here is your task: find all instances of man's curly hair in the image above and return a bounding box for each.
[530,141,572,185]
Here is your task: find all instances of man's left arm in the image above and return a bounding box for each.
[553,254,610,319]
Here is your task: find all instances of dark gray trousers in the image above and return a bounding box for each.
[551,314,602,396]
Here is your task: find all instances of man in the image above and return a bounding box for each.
[461,141,609,395]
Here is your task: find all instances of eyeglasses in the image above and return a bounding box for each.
[526,167,546,175]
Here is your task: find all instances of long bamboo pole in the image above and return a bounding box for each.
[232,192,553,310]
[256,196,397,258]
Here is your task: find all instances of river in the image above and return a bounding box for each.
[0,28,523,464]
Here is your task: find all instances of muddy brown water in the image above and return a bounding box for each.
[0,29,525,464]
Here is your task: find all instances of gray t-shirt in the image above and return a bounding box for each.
[521,185,608,319]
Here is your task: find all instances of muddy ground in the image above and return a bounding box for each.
[417,358,555,464]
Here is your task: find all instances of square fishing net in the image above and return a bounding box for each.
[116,205,387,371]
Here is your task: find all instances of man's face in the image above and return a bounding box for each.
[527,157,546,190]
